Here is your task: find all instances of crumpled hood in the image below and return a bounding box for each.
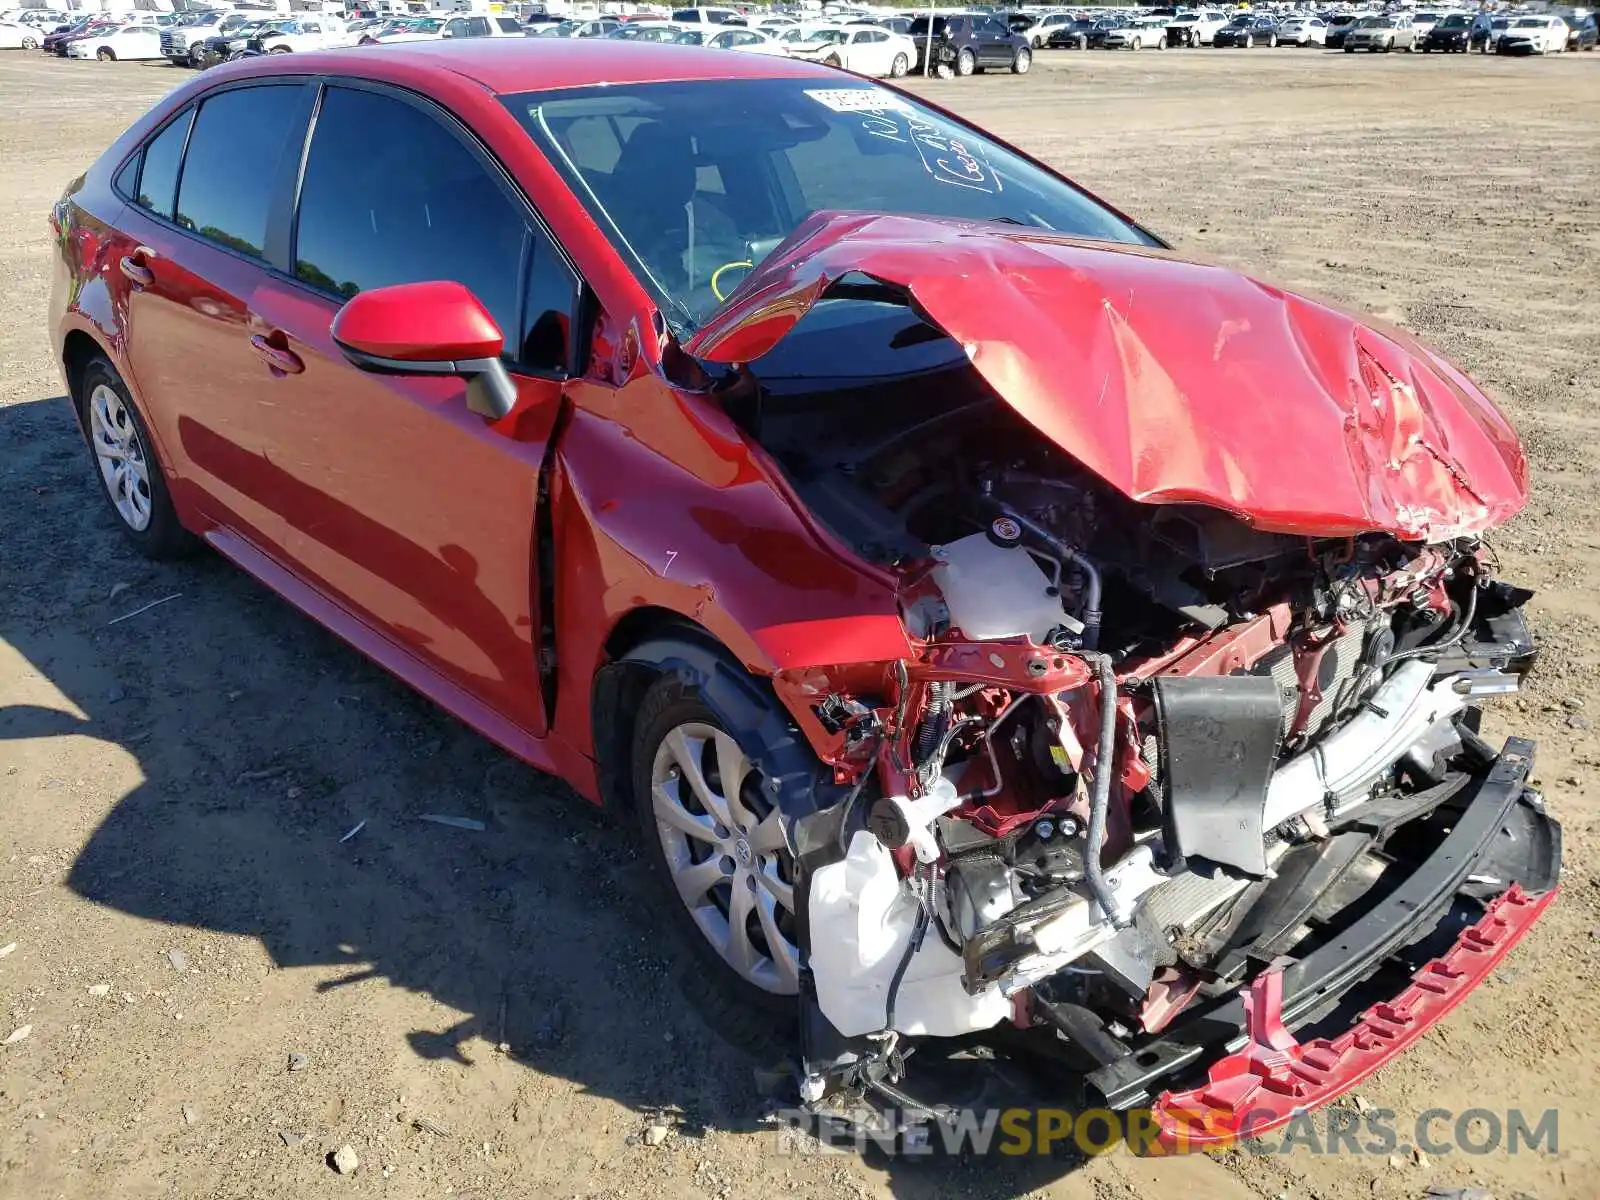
[684,212,1527,541]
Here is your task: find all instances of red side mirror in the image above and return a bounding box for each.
[330,281,516,420]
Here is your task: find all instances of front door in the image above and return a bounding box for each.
[245,82,582,736]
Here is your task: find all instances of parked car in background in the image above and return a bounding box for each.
[1084,13,1132,47]
[1165,9,1228,46]
[1026,11,1077,47]
[252,16,354,55]
[1103,16,1169,49]
[1323,10,1370,49]
[789,23,915,74]
[705,26,788,55]
[1422,12,1473,52]
[50,38,1556,1159]
[669,7,743,25]
[161,11,253,65]
[195,19,286,67]
[1408,11,1446,45]
[1568,13,1598,50]
[1212,13,1279,47]
[606,19,673,40]
[1343,13,1417,52]
[530,18,619,38]
[1496,14,1568,53]
[1046,16,1098,48]
[46,18,114,54]
[0,18,40,49]
[1475,13,1511,50]
[364,13,521,43]
[67,22,162,60]
[908,13,1030,75]
[1277,15,1326,46]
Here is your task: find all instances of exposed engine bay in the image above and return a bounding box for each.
[724,299,1552,1135]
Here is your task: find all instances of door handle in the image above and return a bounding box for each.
[119,245,157,288]
[249,333,304,376]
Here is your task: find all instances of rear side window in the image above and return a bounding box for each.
[134,108,193,219]
[175,85,305,258]
[293,85,576,371]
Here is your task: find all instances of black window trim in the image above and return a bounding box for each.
[284,75,587,383]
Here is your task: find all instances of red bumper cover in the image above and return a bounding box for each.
[1150,883,1556,1152]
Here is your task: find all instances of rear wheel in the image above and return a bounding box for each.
[890,51,909,76]
[956,46,975,75]
[96,46,114,60]
[1012,45,1031,72]
[631,679,800,1051]
[21,35,37,49]
[822,52,842,68]
[77,357,195,559]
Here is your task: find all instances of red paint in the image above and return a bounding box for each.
[1147,884,1557,1153]
[331,281,505,362]
[687,211,1528,542]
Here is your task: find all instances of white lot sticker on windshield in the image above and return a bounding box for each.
[804,87,914,113]
[856,107,1002,195]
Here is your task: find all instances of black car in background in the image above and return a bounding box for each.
[1569,13,1598,50]
[1046,15,1098,47]
[1422,12,1473,51]
[908,13,1031,75]
[1085,13,1132,46]
[1324,11,1361,48]
[1212,13,1278,46]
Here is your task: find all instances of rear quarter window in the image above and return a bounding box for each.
[132,107,194,219]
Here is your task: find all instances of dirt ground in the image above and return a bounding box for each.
[2,46,1598,1200]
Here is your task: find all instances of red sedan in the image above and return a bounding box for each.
[50,39,1556,1147]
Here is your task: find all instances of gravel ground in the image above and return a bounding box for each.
[1,48,1597,1200]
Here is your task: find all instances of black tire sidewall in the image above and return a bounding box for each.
[629,677,797,1050]
[77,357,194,560]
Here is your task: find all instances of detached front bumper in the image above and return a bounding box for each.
[1086,737,1559,1149]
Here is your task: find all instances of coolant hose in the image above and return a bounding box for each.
[994,503,1103,650]
[914,680,951,766]
[1083,652,1130,930]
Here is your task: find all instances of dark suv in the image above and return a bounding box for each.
[908,13,1031,75]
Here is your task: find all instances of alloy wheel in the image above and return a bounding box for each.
[650,721,799,995]
[89,383,152,532]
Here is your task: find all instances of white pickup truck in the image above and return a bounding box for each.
[160,12,253,66]
[251,15,355,54]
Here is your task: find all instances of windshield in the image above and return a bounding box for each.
[1439,14,1470,27]
[803,28,846,41]
[510,79,1153,333]
[1225,16,1252,26]
[1511,17,1544,27]
[1357,16,1392,28]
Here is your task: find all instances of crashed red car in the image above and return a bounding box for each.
[51,41,1557,1148]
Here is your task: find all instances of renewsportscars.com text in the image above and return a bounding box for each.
[774,1106,1559,1158]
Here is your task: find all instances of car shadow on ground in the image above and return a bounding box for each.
[4,394,1082,1198]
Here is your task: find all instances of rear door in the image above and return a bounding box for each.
[246,81,583,736]
[112,80,316,547]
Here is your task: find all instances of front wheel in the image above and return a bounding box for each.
[96,47,114,60]
[1189,29,1201,46]
[1244,34,1253,47]
[1267,33,1277,47]
[890,51,909,77]
[267,44,291,53]
[21,34,37,49]
[822,53,842,68]
[956,46,975,75]
[1012,46,1031,72]
[1130,36,1140,50]
[631,679,802,1049]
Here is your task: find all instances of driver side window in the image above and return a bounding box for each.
[292,85,578,374]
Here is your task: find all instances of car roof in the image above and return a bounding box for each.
[277,35,838,93]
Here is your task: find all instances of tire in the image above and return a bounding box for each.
[1189,30,1200,47]
[21,35,37,49]
[934,60,953,78]
[267,44,290,53]
[630,677,800,1055]
[890,51,908,77]
[956,46,975,75]
[1012,46,1031,72]
[1154,34,1164,49]
[1130,36,1140,50]
[96,47,114,60]
[1075,33,1087,49]
[1244,34,1252,48]
[1267,33,1277,47]
[822,53,842,68]
[76,357,195,560]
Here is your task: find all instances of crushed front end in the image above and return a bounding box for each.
[775,499,1556,1147]
[690,216,1557,1149]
